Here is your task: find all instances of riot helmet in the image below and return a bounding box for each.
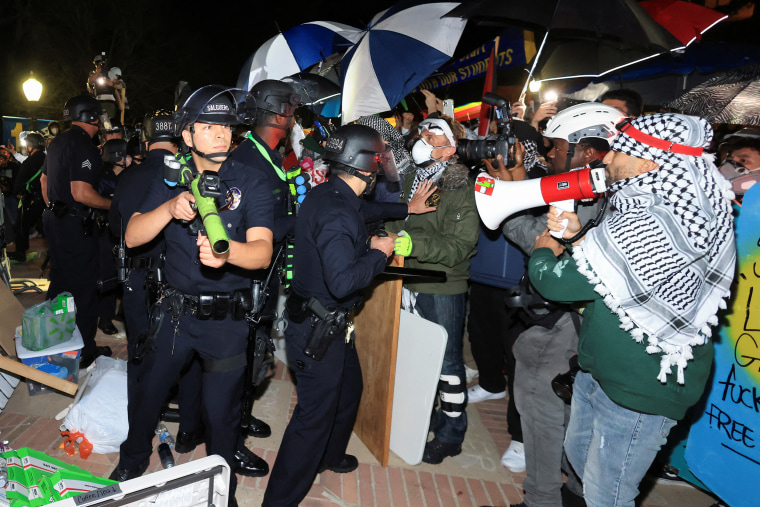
[251,80,301,127]
[108,67,122,80]
[93,53,107,66]
[142,109,176,144]
[102,139,128,167]
[173,85,251,162]
[19,132,45,151]
[63,95,104,124]
[323,124,397,195]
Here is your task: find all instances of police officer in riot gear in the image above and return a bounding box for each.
[10,132,46,262]
[263,124,420,506]
[41,95,113,368]
[111,86,273,506]
[227,79,301,439]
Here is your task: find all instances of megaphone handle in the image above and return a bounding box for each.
[549,199,575,239]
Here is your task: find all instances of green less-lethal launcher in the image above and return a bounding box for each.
[164,154,230,255]
[190,173,230,255]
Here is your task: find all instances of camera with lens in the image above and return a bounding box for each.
[552,355,581,404]
[456,92,518,168]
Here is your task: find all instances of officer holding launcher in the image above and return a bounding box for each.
[111,85,272,507]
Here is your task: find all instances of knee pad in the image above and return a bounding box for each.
[439,374,465,417]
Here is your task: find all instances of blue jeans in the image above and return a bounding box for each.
[565,371,677,507]
[413,292,467,445]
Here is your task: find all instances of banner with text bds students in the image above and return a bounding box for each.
[414,28,536,92]
[684,184,760,507]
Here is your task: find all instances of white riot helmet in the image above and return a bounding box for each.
[544,102,626,145]
[108,67,122,80]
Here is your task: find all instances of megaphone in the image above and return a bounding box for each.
[474,167,607,231]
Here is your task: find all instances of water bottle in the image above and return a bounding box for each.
[157,442,174,469]
[154,423,175,450]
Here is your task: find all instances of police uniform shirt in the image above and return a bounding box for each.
[137,156,274,295]
[13,150,46,198]
[228,133,293,244]
[110,148,171,259]
[292,176,406,309]
[42,125,102,210]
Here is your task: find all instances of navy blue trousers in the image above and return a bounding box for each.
[263,314,363,507]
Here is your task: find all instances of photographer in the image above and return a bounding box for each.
[87,53,121,122]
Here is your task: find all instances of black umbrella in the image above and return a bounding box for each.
[282,73,341,106]
[446,0,682,86]
[668,64,760,126]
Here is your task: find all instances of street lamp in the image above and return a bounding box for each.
[22,72,43,132]
[23,72,43,102]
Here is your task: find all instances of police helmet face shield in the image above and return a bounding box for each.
[19,132,45,151]
[251,80,302,118]
[102,139,128,165]
[323,124,397,180]
[173,85,251,136]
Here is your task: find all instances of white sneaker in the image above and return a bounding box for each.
[501,441,526,473]
[464,364,479,383]
[467,384,507,403]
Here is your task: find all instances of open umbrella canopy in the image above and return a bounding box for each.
[668,64,760,125]
[340,0,466,123]
[237,21,362,90]
[640,0,727,47]
[446,0,683,84]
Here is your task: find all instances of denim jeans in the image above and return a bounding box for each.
[513,313,582,506]
[565,371,677,507]
[413,292,468,445]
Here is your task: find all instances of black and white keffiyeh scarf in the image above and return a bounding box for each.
[356,115,415,176]
[408,160,447,201]
[573,113,736,384]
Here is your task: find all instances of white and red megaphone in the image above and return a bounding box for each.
[474,167,607,237]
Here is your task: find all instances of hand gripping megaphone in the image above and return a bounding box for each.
[474,168,607,236]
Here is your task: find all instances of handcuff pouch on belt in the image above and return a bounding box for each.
[286,292,358,361]
[164,287,252,321]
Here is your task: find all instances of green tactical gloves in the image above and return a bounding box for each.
[394,231,413,257]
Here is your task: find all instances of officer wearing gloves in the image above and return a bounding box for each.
[110,86,272,507]
[41,95,113,369]
[386,117,480,465]
[263,124,435,507]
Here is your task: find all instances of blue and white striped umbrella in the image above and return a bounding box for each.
[237,21,362,91]
[340,0,466,123]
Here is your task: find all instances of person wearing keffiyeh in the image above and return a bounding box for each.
[528,113,736,507]
[385,117,480,465]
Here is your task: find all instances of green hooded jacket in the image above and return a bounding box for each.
[386,160,479,295]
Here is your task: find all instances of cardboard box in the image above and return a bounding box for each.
[15,326,83,396]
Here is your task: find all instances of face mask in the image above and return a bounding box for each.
[413,137,454,168]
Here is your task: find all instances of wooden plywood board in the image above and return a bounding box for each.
[353,256,403,467]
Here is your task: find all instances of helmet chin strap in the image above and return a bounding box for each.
[189,127,230,162]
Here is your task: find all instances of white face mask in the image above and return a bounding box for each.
[412,138,453,166]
